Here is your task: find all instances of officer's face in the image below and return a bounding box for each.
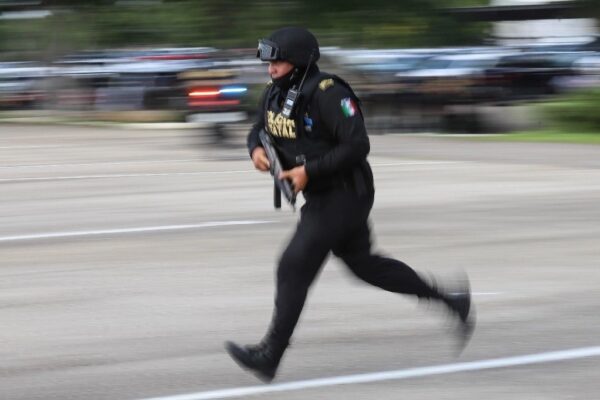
[268,60,294,79]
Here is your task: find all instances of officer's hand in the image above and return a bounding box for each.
[251,147,270,172]
[279,166,308,193]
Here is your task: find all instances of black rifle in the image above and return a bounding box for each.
[258,129,296,210]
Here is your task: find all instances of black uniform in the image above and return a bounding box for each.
[246,65,443,350]
[226,27,471,383]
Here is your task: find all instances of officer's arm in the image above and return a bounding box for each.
[246,84,271,157]
[304,85,370,178]
[247,109,265,158]
[247,118,264,157]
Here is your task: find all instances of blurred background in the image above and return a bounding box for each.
[1,0,600,136]
[2,3,600,399]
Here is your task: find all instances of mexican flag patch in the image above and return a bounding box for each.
[340,97,357,117]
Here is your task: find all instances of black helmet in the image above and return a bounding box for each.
[257,27,320,68]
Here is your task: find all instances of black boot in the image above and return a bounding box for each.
[440,277,475,352]
[225,339,286,382]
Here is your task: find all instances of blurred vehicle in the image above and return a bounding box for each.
[0,62,51,109]
[573,54,600,75]
[131,47,216,61]
[485,51,596,100]
[179,66,248,127]
[179,49,268,144]
[51,48,254,120]
[52,48,217,110]
[0,46,255,142]
[5,44,595,136]
[394,51,519,104]
[319,48,443,132]
[545,52,600,92]
[354,55,429,73]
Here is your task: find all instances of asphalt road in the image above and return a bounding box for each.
[1,124,599,400]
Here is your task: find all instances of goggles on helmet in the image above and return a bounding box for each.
[257,39,280,61]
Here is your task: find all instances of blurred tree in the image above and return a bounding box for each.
[295,0,488,47]
[578,0,600,21]
[0,0,491,60]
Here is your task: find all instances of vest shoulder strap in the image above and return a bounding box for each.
[300,72,361,114]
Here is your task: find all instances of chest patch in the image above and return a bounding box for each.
[267,110,296,139]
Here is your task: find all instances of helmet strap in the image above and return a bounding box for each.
[292,51,315,92]
[280,51,316,119]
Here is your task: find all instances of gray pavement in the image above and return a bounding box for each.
[1,124,599,400]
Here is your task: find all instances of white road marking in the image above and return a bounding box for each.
[0,159,204,169]
[0,144,65,150]
[0,161,458,183]
[137,346,600,400]
[373,161,457,167]
[0,170,255,183]
[449,292,502,296]
[0,220,274,243]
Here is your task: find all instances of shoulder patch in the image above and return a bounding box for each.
[340,97,357,117]
[319,78,334,91]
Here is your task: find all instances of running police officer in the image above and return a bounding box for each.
[225,27,475,382]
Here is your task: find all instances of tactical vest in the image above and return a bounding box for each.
[263,71,361,169]
[263,71,372,195]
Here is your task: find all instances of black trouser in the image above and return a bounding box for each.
[267,187,441,348]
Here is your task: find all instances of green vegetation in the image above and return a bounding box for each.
[0,0,489,60]
[471,89,600,145]
[541,89,600,133]
[478,131,600,145]
[471,88,600,145]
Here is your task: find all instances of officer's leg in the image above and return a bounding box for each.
[333,221,441,299]
[333,218,474,348]
[268,216,331,346]
[226,201,337,381]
